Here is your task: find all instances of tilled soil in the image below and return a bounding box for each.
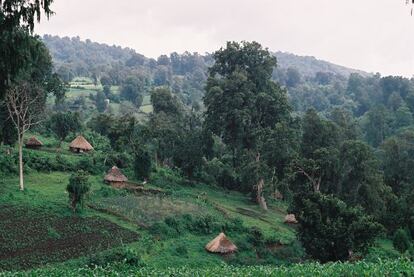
[0,205,139,270]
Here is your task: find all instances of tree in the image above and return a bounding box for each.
[49,112,81,144]
[46,73,66,109]
[0,0,55,100]
[151,87,182,117]
[204,41,292,209]
[0,28,55,146]
[95,91,107,112]
[295,192,383,262]
[0,0,54,33]
[120,76,144,108]
[393,229,411,253]
[364,106,389,147]
[66,170,91,212]
[100,75,112,86]
[285,67,301,88]
[133,147,152,181]
[382,131,414,195]
[339,140,385,214]
[4,82,44,190]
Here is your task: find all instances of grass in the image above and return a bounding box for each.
[0,166,299,270]
[0,137,400,272]
[90,194,206,227]
[2,258,414,276]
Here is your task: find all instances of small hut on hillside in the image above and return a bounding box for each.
[69,135,93,153]
[25,136,43,149]
[104,166,128,188]
[205,232,237,254]
[284,214,298,224]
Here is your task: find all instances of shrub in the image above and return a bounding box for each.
[134,148,152,181]
[393,229,412,253]
[0,151,17,174]
[174,244,188,257]
[87,247,143,267]
[149,222,178,239]
[66,171,91,212]
[202,158,239,189]
[150,167,186,189]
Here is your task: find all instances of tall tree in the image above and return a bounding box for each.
[204,41,291,209]
[49,112,81,145]
[4,82,44,190]
[295,192,383,262]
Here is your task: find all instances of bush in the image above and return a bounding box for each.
[150,214,228,239]
[173,244,188,257]
[0,151,17,174]
[393,229,412,253]
[150,167,186,189]
[66,171,91,212]
[104,152,132,169]
[149,222,178,239]
[202,158,239,189]
[87,247,143,267]
[134,148,152,181]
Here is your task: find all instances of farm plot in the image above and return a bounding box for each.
[90,195,205,227]
[0,205,139,270]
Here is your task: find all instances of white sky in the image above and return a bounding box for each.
[36,0,414,77]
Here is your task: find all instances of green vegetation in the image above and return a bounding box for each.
[1,1,413,275]
[2,258,413,277]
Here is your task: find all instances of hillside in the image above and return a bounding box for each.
[42,35,373,115]
[43,35,368,80]
[274,51,370,78]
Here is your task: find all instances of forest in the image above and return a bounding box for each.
[1,1,414,276]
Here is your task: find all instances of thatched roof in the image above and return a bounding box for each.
[104,166,128,183]
[25,136,43,146]
[284,214,298,224]
[205,232,237,254]
[69,135,93,150]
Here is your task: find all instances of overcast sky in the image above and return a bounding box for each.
[36,0,414,77]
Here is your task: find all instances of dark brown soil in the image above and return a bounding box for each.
[0,205,139,270]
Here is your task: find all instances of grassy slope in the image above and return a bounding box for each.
[63,82,153,120]
[0,145,297,271]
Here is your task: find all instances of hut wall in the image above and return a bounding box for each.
[110,181,127,189]
[25,145,42,150]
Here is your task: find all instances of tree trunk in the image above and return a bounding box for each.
[254,153,267,211]
[18,136,24,191]
[256,178,268,211]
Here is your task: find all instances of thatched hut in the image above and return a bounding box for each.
[69,135,93,153]
[284,214,298,224]
[104,166,128,188]
[25,136,43,149]
[205,232,237,254]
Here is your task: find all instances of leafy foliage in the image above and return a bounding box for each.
[294,192,383,262]
[66,170,91,211]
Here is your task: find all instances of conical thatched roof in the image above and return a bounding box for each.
[205,232,237,254]
[104,166,128,183]
[284,214,298,224]
[69,135,93,151]
[25,136,43,146]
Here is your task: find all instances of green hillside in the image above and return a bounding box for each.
[0,144,301,272]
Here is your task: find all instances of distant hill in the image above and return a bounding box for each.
[43,35,369,80]
[42,35,371,112]
[274,51,370,78]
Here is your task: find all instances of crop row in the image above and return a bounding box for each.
[2,258,413,277]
